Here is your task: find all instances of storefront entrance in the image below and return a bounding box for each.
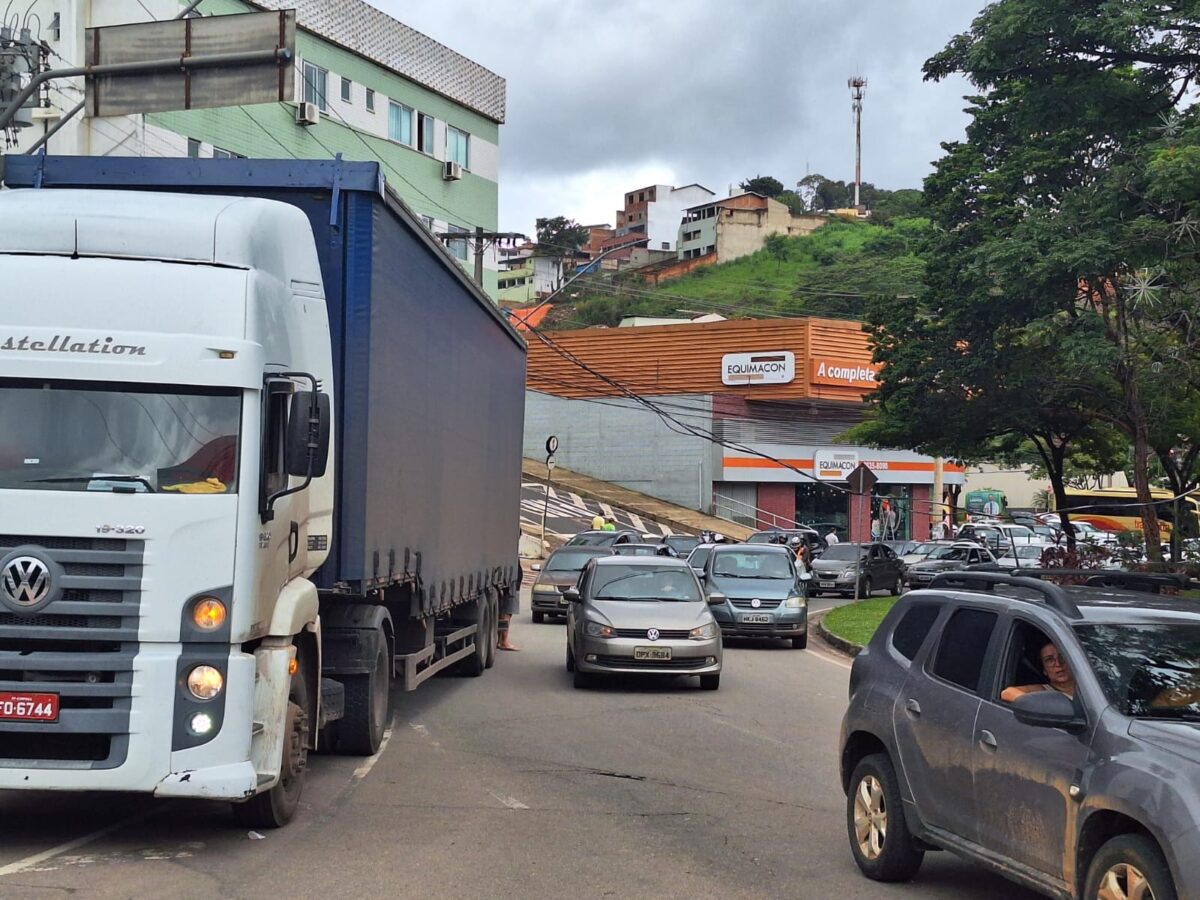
[795,481,849,535]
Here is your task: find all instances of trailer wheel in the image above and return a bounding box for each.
[338,639,390,755]
[233,653,309,828]
[460,599,487,678]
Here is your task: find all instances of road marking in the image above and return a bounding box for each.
[487,790,529,810]
[0,810,160,878]
[352,724,395,780]
[806,645,853,670]
[598,502,614,518]
[546,486,558,501]
[569,492,585,508]
[627,512,646,532]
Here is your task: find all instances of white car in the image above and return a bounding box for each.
[996,543,1054,568]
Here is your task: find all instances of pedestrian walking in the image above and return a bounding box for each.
[790,536,811,572]
[601,516,617,532]
[498,563,521,651]
[871,517,881,540]
[591,513,605,530]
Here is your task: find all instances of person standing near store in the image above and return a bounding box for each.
[825,527,840,545]
[591,513,605,530]
[601,516,617,532]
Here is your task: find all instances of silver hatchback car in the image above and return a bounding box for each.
[565,556,723,690]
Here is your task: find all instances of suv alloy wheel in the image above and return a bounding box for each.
[846,753,924,882]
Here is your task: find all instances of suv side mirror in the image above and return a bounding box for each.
[1011,690,1086,732]
[286,391,331,477]
[564,587,582,603]
[706,590,726,606]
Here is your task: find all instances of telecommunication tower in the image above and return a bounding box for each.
[847,75,867,208]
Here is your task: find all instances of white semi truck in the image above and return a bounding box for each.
[0,156,526,826]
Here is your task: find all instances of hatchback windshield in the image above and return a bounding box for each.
[909,543,939,556]
[0,381,241,494]
[545,550,607,572]
[821,544,869,562]
[711,551,794,579]
[1075,624,1200,720]
[590,565,701,602]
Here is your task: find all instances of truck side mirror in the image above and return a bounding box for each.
[286,391,331,477]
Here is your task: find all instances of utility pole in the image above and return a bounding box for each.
[847,75,867,209]
[436,228,525,288]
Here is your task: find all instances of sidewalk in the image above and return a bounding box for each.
[522,458,755,542]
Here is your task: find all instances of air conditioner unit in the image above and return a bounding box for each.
[295,102,320,127]
[442,160,462,181]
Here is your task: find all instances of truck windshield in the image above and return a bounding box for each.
[0,381,241,495]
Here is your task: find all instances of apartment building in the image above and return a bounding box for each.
[6,0,506,295]
[616,183,715,252]
[679,193,826,263]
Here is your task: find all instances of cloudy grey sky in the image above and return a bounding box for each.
[376,1,987,236]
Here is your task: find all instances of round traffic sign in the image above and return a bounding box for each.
[546,435,559,454]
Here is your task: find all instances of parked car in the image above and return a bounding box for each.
[840,570,1200,899]
[898,541,951,568]
[530,547,613,623]
[656,533,701,557]
[995,543,1054,569]
[811,542,905,597]
[904,541,998,589]
[565,557,722,690]
[566,529,641,547]
[613,542,677,558]
[698,544,810,648]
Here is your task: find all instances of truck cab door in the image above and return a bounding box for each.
[258,382,310,612]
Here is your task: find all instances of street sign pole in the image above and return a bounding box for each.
[846,464,878,604]
[540,436,558,551]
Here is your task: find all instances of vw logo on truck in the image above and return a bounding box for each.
[1,556,52,609]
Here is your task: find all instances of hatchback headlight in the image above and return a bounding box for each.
[689,623,718,640]
[842,570,858,578]
[784,596,806,608]
[532,584,558,593]
[585,621,615,638]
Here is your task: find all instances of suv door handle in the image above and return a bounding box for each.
[905,698,921,717]
[979,729,998,750]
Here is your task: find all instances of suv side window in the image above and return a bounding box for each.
[890,603,942,661]
[931,608,999,692]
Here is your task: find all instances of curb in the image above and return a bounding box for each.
[815,612,863,657]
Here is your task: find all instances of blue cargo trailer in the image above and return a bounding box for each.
[1,155,525,761]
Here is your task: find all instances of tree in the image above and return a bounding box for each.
[738,175,784,198]
[763,232,789,270]
[907,0,1200,561]
[534,216,588,258]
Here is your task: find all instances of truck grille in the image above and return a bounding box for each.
[0,535,143,768]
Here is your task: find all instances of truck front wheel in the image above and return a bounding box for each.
[233,654,309,828]
[338,639,390,755]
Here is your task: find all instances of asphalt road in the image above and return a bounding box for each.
[0,591,1041,900]
[520,481,674,540]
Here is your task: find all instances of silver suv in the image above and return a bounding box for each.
[840,570,1200,899]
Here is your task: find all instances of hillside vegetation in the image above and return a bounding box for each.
[545,217,931,330]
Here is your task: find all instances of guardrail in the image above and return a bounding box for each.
[711,492,799,530]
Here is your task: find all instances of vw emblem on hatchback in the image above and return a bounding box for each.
[647,628,660,641]
[751,598,762,609]
[2,556,51,607]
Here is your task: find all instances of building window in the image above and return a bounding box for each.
[340,76,352,103]
[446,224,470,261]
[420,215,435,231]
[638,191,645,202]
[388,101,413,146]
[213,147,244,159]
[447,126,470,168]
[661,241,670,250]
[365,88,375,112]
[418,113,434,155]
[187,137,200,158]
[302,61,327,112]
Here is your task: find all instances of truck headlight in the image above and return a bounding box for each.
[191,597,227,631]
[186,665,224,700]
[689,623,718,639]
[784,596,806,608]
[585,621,615,638]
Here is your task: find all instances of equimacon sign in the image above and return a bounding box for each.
[721,351,795,386]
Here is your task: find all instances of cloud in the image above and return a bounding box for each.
[374,0,984,234]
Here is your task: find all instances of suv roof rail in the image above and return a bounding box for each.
[1017,569,1190,595]
[927,571,1083,619]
